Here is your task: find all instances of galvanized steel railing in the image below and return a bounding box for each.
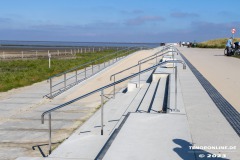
[45,46,147,98]
[109,45,175,98]
[41,57,186,155]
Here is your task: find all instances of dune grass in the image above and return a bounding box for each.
[196,38,240,48]
[0,49,134,92]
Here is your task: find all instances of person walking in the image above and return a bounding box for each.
[226,37,233,56]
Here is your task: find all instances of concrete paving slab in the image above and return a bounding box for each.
[178,47,240,112]
[50,135,109,160]
[150,77,167,113]
[102,113,195,160]
[126,83,151,113]
[137,81,158,113]
[177,52,240,159]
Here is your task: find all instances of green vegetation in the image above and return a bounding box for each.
[196,38,240,48]
[0,49,135,92]
[233,55,240,59]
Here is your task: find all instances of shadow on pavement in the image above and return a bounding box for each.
[173,139,229,160]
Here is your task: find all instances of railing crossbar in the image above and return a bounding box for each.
[42,59,185,123]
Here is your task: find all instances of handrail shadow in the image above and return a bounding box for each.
[32,141,61,157]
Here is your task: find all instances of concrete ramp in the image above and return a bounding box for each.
[100,113,195,160]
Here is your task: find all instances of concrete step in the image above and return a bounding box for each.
[127,70,152,92]
[103,83,152,133]
[126,82,151,113]
[167,66,185,114]
[73,78,152,137]
[45,78,152,159]
[100,113,194,160]
[153,64,185,114]
[49,135,109,160]
[150,75,168,113]
[136,80,159,113]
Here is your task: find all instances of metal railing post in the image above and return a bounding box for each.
[75,70,78,83]
[64,73,66,90]
[50,78,52,98]
[155,54,158,64]
[48,113,52,155]
[138,63,141,87]
[172,50,175,71]
[113,76,116,98]
[92,63,94,74]
[101,90,104,135]
[173,66,179,112]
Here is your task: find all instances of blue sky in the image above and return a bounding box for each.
[0,0,240,42]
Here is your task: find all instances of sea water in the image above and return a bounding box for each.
[0,40,159,48]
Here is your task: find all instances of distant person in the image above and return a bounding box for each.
[179,41,181,47]
[226,37,233,55]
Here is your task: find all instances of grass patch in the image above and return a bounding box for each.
[196,38,240,48]
[233,55,240,59]
[0,49,135,92]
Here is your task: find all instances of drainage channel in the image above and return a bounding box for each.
[180,53,240,136]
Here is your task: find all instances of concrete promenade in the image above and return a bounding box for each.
[17,46,240,160]
[178,47,240,112]
[1,45,240,160]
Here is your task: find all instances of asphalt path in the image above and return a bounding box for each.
[178,46,240,112]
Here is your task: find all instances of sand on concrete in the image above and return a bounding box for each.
[178,47,240,112]
[60,49,157,104]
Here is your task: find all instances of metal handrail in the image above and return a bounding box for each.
[41,59,186,155]
[49,47,129,79]
[47,46,145,98]
[137,45,174,64]
[109,46,175,97]
[110,46,171,81]
[53,47,139,85]
[109,51,168,82]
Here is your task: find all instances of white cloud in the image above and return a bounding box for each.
[125,16,165,25]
